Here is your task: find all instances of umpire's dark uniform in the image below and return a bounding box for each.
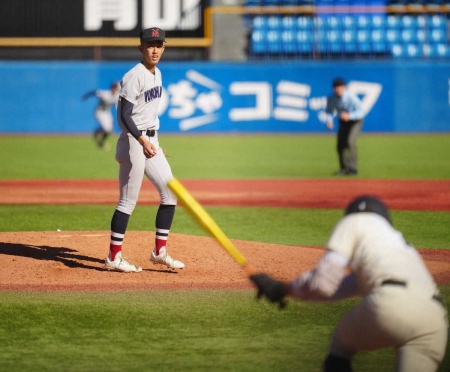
[325,78,365,176]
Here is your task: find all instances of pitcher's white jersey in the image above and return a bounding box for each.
[118,63,162,131]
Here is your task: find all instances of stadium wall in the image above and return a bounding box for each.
[1,60,449,134]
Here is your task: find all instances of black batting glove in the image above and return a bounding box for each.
[250,273,287,310]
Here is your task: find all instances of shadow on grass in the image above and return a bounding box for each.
[0,242,105,271]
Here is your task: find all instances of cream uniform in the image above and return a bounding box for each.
[115,62,176,215]
[291,213,448,372]
[94,89,119,133]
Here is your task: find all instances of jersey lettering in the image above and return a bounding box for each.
[144,86,162,103]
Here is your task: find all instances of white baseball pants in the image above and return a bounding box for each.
[114,131,177,215]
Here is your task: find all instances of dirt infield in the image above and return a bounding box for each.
[1,178,450,210]
[0,178,449,290]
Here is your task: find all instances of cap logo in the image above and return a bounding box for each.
[358,201,366,211]
[152,29,159,37]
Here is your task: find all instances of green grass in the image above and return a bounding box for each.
[1,289,449,372]
[1,205,449,249]
[1,134,450,179]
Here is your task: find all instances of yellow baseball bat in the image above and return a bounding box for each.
[168,178,255,275]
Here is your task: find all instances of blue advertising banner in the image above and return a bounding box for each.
[1,61,449,133]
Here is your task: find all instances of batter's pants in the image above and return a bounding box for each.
[328,285,448,372]
[114,131,177,215]
[337,119,363,172]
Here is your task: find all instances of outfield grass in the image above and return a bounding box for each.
[1,134,449,371]
[1,205,449,249]
[1,289,449,372]
[1,134,450,179]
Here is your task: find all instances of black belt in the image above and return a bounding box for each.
[141,129,156,137]
[381,279,406,287]
[433,295,445,306]
[381,279,444,306]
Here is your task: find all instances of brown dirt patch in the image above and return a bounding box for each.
[0,231,449,291]
[1,179,449,211]
[0,178,449,291]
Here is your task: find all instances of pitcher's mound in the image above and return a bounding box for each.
[0,231,449,291]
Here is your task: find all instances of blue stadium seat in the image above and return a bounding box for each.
[405,44,421,58]
[430,29,447,43]
[391,44,406,58]
[416,29,426,44]
[421,43,447,58]
[372,41,388,54]
[297,16,313,31]
[386,29,401,44]
[327,29,342,52]
[370,15,386,29]
[358,41,371,54]
[342,29,356,44]
[386,15,401,29]
[267,16,282,30]
[428,15,447,30]
[434,44,449,58]
[356,29,371,53]
[250,30,266,54]
[296,31,313,53]
[297,30,313,45]
[401,29,416,43]
[422,43,434,58]
[371,29,386,44]
[344,41,357,54]
[327,29,342,42]
[357,29,370,44]
[356,15,371,30]
[315,16,327,32]
[281,30,297,53]
[282,16,296,31]
[357,30,371,53]
[252,16,268,31]
[416,15,427,29]
[342,15,356,30]
[400,15,417,29]
[326,16,342,31]
[266,30,282,54]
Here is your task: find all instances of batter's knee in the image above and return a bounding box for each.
[323,353,353,372]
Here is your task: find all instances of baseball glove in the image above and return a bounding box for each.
[250,273,287,310]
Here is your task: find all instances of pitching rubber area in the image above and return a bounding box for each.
[0,179,449,290]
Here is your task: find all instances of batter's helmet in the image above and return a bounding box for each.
[344,195,391,224]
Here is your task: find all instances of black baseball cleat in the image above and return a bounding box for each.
[333,169,348,176]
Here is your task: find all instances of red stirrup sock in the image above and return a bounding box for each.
[155,228,169,255]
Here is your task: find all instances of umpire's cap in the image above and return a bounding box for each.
[345,195,391,224]
[140,27,166,43]
[332,77,346,87]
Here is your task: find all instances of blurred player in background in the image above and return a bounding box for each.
[250,195,448,372]
[325,78,365,176]
[105,27,184,273]
[82,82,119,150]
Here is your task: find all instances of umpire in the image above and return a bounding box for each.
[325,78,365,176]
